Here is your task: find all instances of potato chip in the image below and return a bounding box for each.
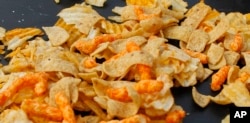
[0,27,6,41]
[169,0,188,12]
[210,92,231,105]
[57,3,104,34]
[142,36,165,58]
[186,29,209,52]
[222,82,250,106]
[192,87,210,108]
[42,26,69,46]
[85,0,107,7]
[181,2,211,29]
[99,20,128,34]
[76,115,101,123]
[0,109,33,123]
[227,65,240,84]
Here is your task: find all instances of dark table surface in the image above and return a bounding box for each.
[0,0,250,123]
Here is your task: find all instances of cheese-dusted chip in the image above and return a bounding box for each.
[85,0,107,7]
[57,3,104,34]
[222,82,250,106]
[163,26,193,42]
[187,29,209,52]
[207,43,224,65]
[42,26,69,46]
[181,2,211,29]
[126,0,155,7]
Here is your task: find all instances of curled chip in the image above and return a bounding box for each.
[222,82,250,106]
[192,87,210,108]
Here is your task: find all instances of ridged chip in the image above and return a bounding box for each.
[57,3,104,35]
[54,18,86,47]
[3,27,43,44]
[100,20,128,34]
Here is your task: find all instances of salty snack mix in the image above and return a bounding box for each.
[0,0,250,123]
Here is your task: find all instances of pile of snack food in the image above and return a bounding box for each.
[0,0,250,122]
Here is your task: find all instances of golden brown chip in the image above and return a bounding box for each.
[3,27,43,44]
[227,65,240,84]
[163,26,193,42]
[222,82,250,106]
[42,26,69,46]
[210,92,231,105]
[223,50,240,65]
[208,17,229,43]
[103,51,153,77]
[242,52,250,66]
[181,2,211,29]
[208,56,227,70]
[187,29,209,52]
[192,87,210,108]
[207,43,224,65]
[54,18,86,47]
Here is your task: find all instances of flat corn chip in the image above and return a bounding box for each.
[242,52,250,66]
[222,82,250,106]
[227,65,240,84]
[192,87,210,108]
[223,51,240,65]
[208,17,229,43]
[54,18,86,47]
[85,0,107,7]
[42,26,69,46]
[186,29,209,52]
[208,56,227,70]
[163,26,193,42]
[103,51,153,77]
[181,2,211,29]
[207,43,224,65]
